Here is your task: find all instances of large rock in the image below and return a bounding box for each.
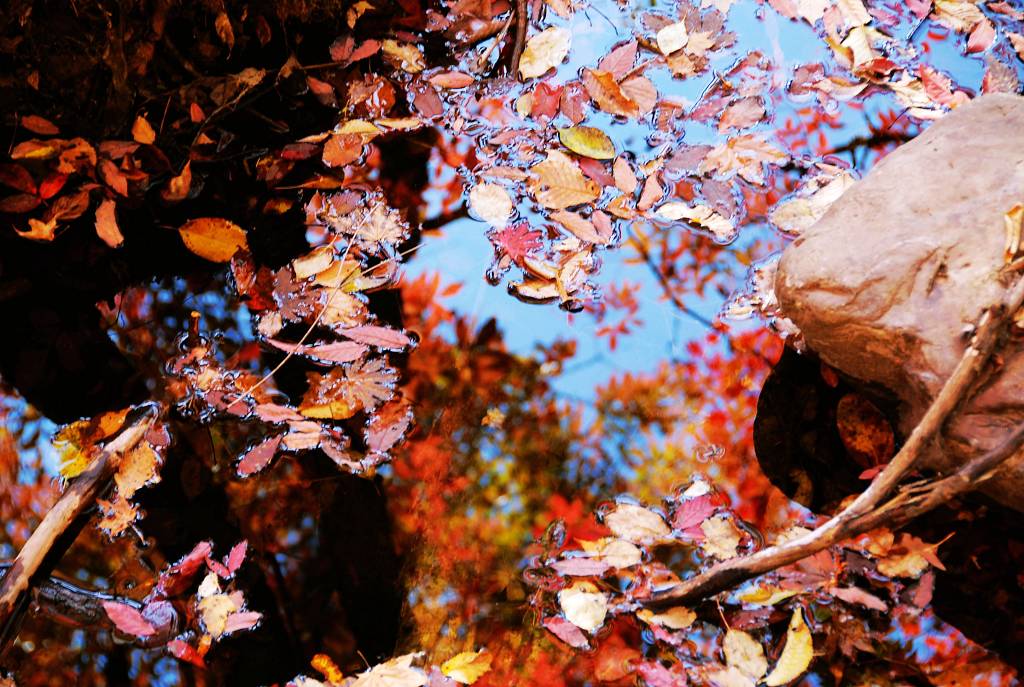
[775,94,1024,511]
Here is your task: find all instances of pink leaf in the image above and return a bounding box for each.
[967,19,995,54]
[551,557,611,576]
[543,616,590,648]
[254,403,304,423]
[265,337,368,362]
[598,40,638,80]
[670,495,714,536]
[341,325,413,350]
[227,540,248,574]
[223,611,262,634]
[237,434,284,477]
[103,601,157,637]
[157,540,214,596]
[906,0,931,20]
[635,661,687,687]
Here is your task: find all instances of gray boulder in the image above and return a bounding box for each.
[775,93,1024,511]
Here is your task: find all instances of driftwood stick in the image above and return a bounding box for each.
[0,405,157,643]
[648,277,1024,607]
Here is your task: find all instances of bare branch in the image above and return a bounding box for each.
[0,404,158,647]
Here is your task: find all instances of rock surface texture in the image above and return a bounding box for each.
[775,93,1024,511]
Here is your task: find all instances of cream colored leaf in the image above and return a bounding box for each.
[529,150,599,209]
[469,183,514,226]
[351,653,428,687]
[441,651,493,685]
[293,246,335,280]
[699,516,742,559]
[519,27,571,79]
[656,21,689,55]
[933,0,986,32]
[764,609,813,686]
[836,0,871,27]
[198,593,238,638]
[769,171,855,236]
[656,203,736,243]
[382,39,425,73]
[796,0,829,23]
[557,581,608,633]
[724,629,768,680]
[605,503,671,543]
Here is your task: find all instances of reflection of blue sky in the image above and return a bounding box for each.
[406,0,1007,401]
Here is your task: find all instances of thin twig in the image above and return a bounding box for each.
[0,404,159,648]
[646,276,1024,607]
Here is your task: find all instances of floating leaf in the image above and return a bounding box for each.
[441,651,492,685]
[94,198,124,248]
[351,653,428,687]
[237,434,284,477]
[604,503,670,543]
[131,115,156,144]
[469,183,514,226]
[519,27,571,79]
[178,218,249,263]
[558,126,615,159]
[543,616,590,648]
[656,21,689,55]
[724,629,768,681]
[763,609,813,686]
[529,150,599,209]
[557,581,608,633]
[699,515,742,559]
[636,606,696,630]
[103,601,157,637]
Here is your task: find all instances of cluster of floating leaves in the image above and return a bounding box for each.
[165,189,417,478]
[100,539,262,666]
[520,477,1012,685]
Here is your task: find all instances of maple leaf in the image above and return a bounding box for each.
[300,357,398,420]
[490,222,544,263]
[529,150,599,209]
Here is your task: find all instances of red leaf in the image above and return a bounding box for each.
[490,222,543,263]
[38,173,68,200]
[103,601,157,637]
[168,639,206,668]
[0,193,41,213]
[20,114,59,135]
[0,163,37,195]
[341,325,412,350]
[226,540,248,574]
[158,540,214,596]
[266,337,368,362]
[671,494,714,536]
[350,39,381,62]
[237,433,284,477]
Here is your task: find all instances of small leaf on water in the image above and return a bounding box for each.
[605,503,670,543]
[557,126,615,159]
[557,581,608,633]
[763,608,813,686]
[103,601,157,637]
[131,115,157,144]
[440,651,492,685]
[519,27,571,79]
[469,183,514,226]
[724,628,768,680]
[237,434,284,477]
[178,218,249,263]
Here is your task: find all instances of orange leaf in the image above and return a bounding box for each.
[131,116,157,144]
[94,198,124,248]
[178,217,249,263]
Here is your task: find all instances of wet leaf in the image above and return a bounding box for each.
[656,22,689,55]
[605,503,670,543]
[836,393,894,469]
[103,601,156,637]
[637,606,696,630]
[469,183,514,226]
[557,580,608,633]
[699,516,742,559]
[178,218,249,263]
[543,616,590,648]
[558,126,615,159]
[724,629,767,680]
[529,150,599,209]
[131,115,156,144]
[237,434,284,477]
[519,27,571,79]
[440,651,492,684]
[763,609,813,686]
[351,653,428,687]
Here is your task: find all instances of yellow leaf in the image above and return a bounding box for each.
[764,609,813,686]
[55,408,130,478]
[736,585,799,606]
[636,606,696,630]
[1004,203,1023,263]
[441,651,493,685]
[529,150,599,209]
[178,218,249,263]
[604,503,670,543]
[382,39,425,74]
[311,653,344,683]
[519,27,571,79]
[724,629,767,680]
[558,126,615,160]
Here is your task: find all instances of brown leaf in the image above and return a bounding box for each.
[529,150,600,209]
[836,393,894,470]
[583,69,639,118]
[20,114,59,135]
